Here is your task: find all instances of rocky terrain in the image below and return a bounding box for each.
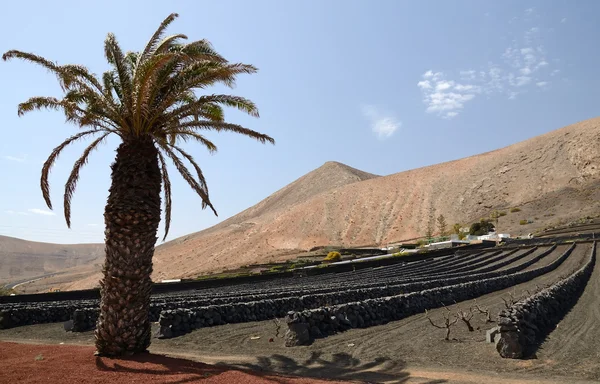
[7,117,600,291]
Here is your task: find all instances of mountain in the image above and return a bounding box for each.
[148,117,600,281]
[0,235,104,286]
[13,117,600,291]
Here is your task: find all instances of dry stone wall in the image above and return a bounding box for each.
[496,242,596,359]
[282,243,575,345]
[155,244,568,339]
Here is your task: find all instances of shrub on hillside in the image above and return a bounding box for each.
[0,287,15,296]
[510,207,521,213]
[519,219,529,225]
[469,220,495,236]
[324,251,342,262]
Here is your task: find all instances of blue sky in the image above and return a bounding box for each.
[1,1,599,244]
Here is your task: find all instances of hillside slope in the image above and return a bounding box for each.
[147,117,600,281]
[0,236,104,285]
[22,117,600,290]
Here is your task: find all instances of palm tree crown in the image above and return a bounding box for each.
[2,13,274,240]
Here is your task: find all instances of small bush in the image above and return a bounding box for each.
[498,211,507,217]
[324,251,342,262]
[470,220,495,236]
[0,287,16,296]
[519,220,529,225]
[510,207,521,213]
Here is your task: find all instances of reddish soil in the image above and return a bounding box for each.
[0,341,348,384]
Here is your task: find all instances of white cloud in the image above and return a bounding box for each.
[520,67,532,75]
[454,84,479,92]
[520,47,534,55]
[435,81,454,91]
[417,80,432,89]
[6,210,30,216]
[460,70,477,80]
[2,155,27,163]
[525,8,535,15]
[28,208,56,216]
[515,76,532,87]
[422,70,442,81]
[417,22,559,115]
[427,92,475,112]
[362,105,401,140]
[418,71,478,119]
[561,18,567,23]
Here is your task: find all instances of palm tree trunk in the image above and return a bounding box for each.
[95,136,161,356]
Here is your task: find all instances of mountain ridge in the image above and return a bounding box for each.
[5,117,600,291]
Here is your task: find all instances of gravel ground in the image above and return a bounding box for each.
[1,243,596,384]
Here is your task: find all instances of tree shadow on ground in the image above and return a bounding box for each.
[95,353,226,384]
[217,351,447,384]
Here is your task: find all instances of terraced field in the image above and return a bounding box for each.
[1,241,598,383]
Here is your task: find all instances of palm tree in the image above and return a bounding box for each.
[3,13,274,356]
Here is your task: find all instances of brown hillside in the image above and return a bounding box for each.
[149,117,600,281]
[0,235,104,286]
[26,117,600,290]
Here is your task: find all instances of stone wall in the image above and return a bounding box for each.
[0,300,95,329]
[495,242,596,359]
[282,243,575,345]
[156,244,570,339]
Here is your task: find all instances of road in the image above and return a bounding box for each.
[2,272,63,290]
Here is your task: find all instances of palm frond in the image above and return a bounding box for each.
[199,94,259,117]
[156,143,217,216]
[17,96,63,116]
[102,71,116,102]
[63,133,110,227]
[2,50,59,73]
[157,151,172,241]
[60,64,104,92]
[150,62,257,120]
[41,130,107,210]
[168,144,212,197]
[158,129,217,153]
[154,34,188,54]
[174,94,259,121]
[104,33,133,122]
[179,39,227,63]
[175,120,274,144]
[138,13,179,66]
[133,52,178,127]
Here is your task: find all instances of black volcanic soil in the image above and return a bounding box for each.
[1,244,598,383]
